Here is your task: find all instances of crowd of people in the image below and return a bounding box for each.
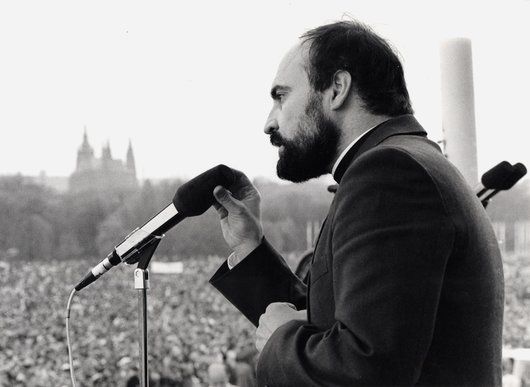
[0,257,257,386]
[0,252,528,386]
[503,253,530,349]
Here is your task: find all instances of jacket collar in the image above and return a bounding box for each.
[333,115,427,183]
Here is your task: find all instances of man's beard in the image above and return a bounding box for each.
[270,94,341,183]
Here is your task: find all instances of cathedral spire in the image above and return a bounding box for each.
[80,127,92,152]
[102,140,112,160]
[126,139,136,176]
[76,127,94,170]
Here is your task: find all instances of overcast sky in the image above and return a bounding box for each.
[0,0,529,182]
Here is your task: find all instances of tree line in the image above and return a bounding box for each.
[0,175,333,261]
[1,174,527,262]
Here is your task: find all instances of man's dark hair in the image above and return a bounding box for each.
[301,20,414,116]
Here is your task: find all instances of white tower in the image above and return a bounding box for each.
[440,38,478,186]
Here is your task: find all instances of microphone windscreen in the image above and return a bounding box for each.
[505,163,527,189]
[513,163,527,178]
[173,164,237,217]
[481,161,513,189]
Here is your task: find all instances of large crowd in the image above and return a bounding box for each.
[502,253,530,348]
[0,257,256,386]
[0,252,528,386]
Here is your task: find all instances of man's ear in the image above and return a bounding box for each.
[329,70,352,111]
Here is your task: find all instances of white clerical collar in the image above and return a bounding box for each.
[331,124,380,178]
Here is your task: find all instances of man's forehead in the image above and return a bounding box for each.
[271,43,309,87]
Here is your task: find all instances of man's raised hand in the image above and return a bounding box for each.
[213,169,263,263]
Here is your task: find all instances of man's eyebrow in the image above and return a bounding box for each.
[270,85,291,100]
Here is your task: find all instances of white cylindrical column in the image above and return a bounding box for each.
[440,38,478,186]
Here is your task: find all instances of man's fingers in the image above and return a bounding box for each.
[226,168,261,201]
[294,309,307,320]
[258,312,273,335]
[255,337,266,352]
[266,302,296,312]
[256,304,305,354]
[212,202,228,219]
[229,168,254,193]
[213,186,243,214]
[256,316,270,352]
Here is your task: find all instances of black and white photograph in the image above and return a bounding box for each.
[0,0,529,386]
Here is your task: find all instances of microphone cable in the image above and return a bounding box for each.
[65,288,78,387]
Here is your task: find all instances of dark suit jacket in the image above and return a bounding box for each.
[210,115,504,386]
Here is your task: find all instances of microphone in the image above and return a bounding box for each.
[476,161,513,198]
[478,162,527,207]
[481,163,527,207]
[74,164,237,291]
[511,163,528,186]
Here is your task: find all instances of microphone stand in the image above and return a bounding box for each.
[132,235,163,387]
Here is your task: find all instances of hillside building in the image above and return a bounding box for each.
[69,130,138,193]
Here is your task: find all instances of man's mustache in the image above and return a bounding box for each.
[269,133,284,147]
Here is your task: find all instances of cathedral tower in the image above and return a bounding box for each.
[76,128,95,171]
[126,139,136,177]
[69,130,138,193]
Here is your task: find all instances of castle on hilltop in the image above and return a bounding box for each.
[69,130,138,193]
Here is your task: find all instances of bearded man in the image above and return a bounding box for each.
[209,21,504,386]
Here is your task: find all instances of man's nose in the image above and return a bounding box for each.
[264,110,279,135]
